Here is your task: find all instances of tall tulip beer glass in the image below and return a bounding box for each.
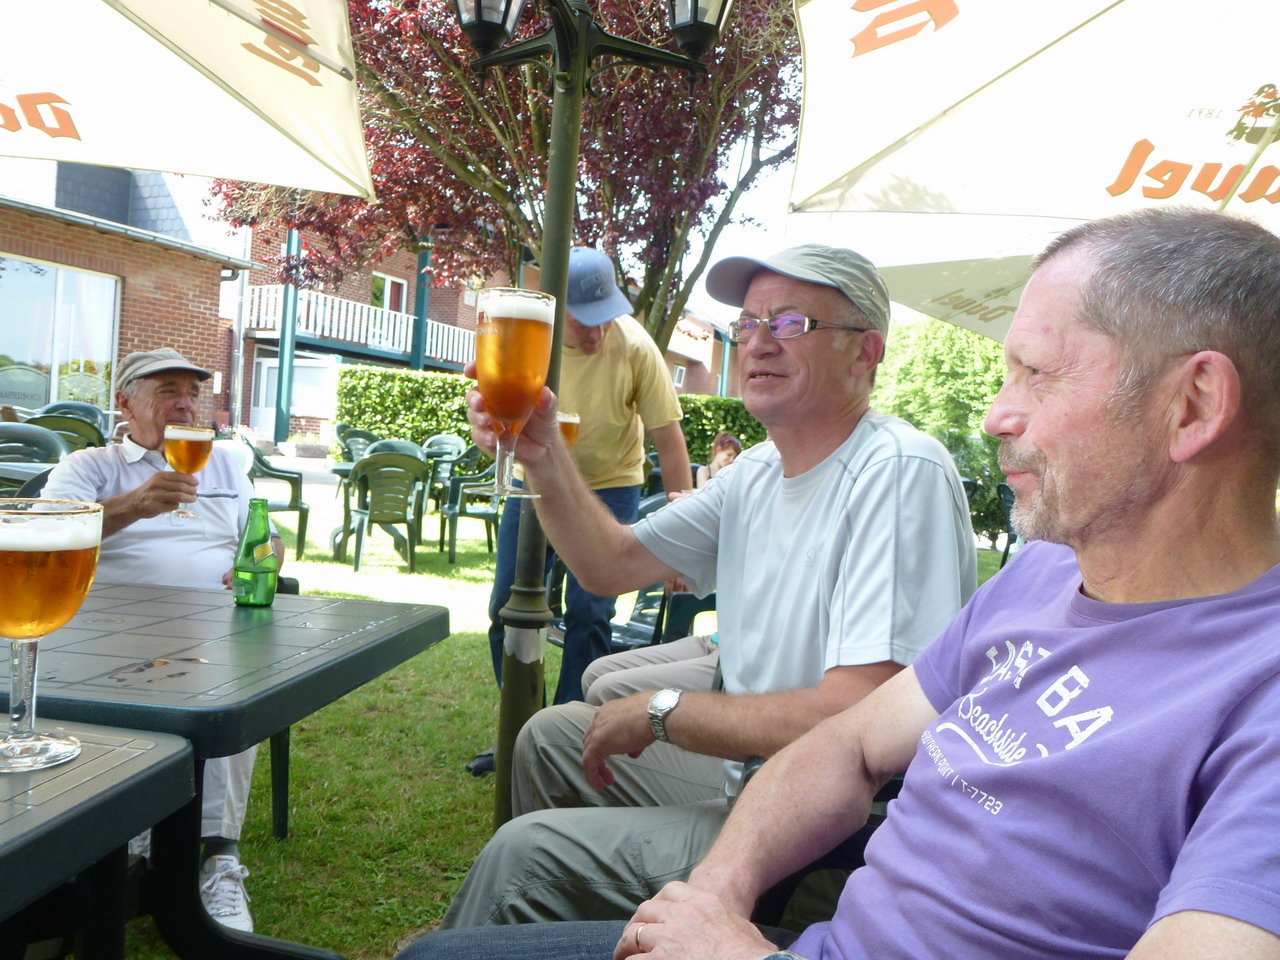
[473,287,555,498]
[163,425,215,518]
[0,500,102,771]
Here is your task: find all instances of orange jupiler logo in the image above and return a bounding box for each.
[0,93,80,140]
[849,0,959,58]
[241,0,323,87]
[1106,83,1280,206]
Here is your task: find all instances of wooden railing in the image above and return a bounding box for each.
[246,286,474,367]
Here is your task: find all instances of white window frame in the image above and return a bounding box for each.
[371,272,408,313]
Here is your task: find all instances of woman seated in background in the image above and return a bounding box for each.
[694,432,741,489]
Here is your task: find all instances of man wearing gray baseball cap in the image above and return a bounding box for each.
[432,244,975,933]
[43,346,281,933]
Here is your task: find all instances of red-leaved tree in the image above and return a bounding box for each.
[212,0,798,349]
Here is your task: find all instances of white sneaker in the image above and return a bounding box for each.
[198,854,253,932]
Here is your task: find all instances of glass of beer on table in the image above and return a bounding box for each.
[163,424,215,518]
[0,499,102,771]
[557,412,580,447]
[473,287,555,498]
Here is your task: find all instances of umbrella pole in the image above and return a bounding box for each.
[492,23,586,829]
[1220,114,1280,210]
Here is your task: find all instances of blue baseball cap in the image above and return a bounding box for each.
[566,247,634,327]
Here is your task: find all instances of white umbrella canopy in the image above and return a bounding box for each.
[0,0,374,199]
[878,253,1034,343]
[771,209,1082,341]
[790,0,1280,338]
[793,0,1279,224]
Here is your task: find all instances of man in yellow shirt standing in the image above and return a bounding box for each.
[469,247,690,774]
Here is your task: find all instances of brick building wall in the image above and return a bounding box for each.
[0,206,236,424]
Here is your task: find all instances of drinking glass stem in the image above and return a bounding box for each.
[494,430,517,490]
[8,638,38,740]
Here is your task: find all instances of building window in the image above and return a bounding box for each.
[672,364,686,389]
[372,272,408,313]
[0,254,118,411]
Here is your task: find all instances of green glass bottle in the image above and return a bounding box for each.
[232,498,278,606]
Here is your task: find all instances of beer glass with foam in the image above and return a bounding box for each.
[556,412,580,447]
[163,425,215,518]
[473,287,555,498]
[0,499,102,771]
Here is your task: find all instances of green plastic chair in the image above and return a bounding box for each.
[24,414,106,451]
[366,438,428,460]
[438,463,498,563]
[340,428,380,464]
[36,400,109,434]
[247,440,311,561]
[0,423,70,463]
[348,453,435,572]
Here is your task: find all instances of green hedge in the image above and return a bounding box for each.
[335,366,472,446]
[336,367,768,468]
[670,394,766,467]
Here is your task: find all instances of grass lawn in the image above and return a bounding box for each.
[121,461,1006,958]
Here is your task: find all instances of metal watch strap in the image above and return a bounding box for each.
[647,688,681,743]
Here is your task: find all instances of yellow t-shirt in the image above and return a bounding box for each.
[558,314,683,489]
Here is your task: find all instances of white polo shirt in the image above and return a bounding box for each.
[43,436,262,589]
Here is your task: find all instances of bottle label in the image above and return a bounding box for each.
[252,542,274,563]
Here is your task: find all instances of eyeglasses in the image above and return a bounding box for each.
[726,314,871,342]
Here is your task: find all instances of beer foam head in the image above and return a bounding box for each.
[0,504,102,551]
[163,425,215,440]
[480,288,555,325]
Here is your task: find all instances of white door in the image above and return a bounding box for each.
[249,354,339,434]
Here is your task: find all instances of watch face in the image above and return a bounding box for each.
[651,689,680,712]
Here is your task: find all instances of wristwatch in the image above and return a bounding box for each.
[759,953,805,960]
[647,688,682,743]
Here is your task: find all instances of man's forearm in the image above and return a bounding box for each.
[693,668,938,914]
[691,711,883,915]
[652,422,692,497]
[99,491,146,537]
[663,663,900,761]
[525,438,673,596]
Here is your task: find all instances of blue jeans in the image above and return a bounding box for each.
[395,920,798,960]
[487,483,641,705]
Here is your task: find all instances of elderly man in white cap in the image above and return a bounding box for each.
[436,244,977,929]
[469,247,691,774]
[43,347,283,933]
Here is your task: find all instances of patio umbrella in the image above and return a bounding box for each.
[789,0,1279,336]
[0,0,374,199]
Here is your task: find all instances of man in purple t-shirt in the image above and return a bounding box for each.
[395,208,1280,960]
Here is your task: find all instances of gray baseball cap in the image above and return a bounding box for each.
[565,247,634,327]
[706,243,891,334]
[115,348,211,390]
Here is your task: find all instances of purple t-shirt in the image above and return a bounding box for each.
[791,541,1280,960]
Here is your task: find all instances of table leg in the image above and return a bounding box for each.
[71,845,129,960]
[270,728,290,840]
[147,758,344,960]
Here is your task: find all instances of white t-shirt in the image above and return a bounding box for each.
[633,412,977,789]
[43,436,261,590]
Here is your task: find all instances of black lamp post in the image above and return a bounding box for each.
[452,0,733,827]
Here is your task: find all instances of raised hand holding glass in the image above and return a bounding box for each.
[163,425,214,518]
[472,288,555,498]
